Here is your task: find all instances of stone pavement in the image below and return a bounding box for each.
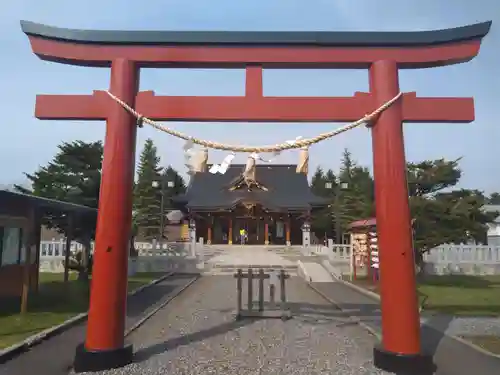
[78,276,392,375]
[0,274,196,375]
[311,281,500,375]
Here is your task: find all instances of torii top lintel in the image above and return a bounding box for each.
[21,20,491,68]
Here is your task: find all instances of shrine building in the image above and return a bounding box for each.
[173,158,327,246]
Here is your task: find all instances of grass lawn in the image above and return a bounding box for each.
[459,335,500,355]
[346,274,500,316]
[0,272,164,350]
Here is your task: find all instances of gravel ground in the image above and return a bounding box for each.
[78,276,392,375]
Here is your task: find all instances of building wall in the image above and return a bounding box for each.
[0,264,38,297]
[0,215,38,297]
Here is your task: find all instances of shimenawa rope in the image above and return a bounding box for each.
[105,91,403,153]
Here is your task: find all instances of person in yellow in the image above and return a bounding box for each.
[239,228,247,245]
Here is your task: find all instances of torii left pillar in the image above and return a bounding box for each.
[74,59,139,371]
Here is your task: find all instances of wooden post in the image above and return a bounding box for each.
[269,283,275,305]
[21,208,37,314]
[258,268,264,312]
[280,270,287,307]
[33,215,42,293]
[228,218,233,244]
[236,269,242,316]
[64,214,74,284]
[247,268,253,311]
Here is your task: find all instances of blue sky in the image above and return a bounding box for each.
[1,0,499,193]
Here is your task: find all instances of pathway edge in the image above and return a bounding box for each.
[329,277,500,360]
[0,271,175,362]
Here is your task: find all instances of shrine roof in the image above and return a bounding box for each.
[0,189,97,217]
[21,20,491,47]
[174,164,328,211]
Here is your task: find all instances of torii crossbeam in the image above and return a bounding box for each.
[21,20,491,373]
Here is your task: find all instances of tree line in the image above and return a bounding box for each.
[15,138,186,245]
[311,149,499,270]
[13,139,499,274]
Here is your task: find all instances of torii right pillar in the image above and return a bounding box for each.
[368,41,490,372]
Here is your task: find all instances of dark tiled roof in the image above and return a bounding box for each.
[175,164,327,211]
[0,189,97,216]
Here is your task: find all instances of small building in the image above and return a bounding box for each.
[173,164,327,245]
[484,204,500,246]
[0,189,96,298]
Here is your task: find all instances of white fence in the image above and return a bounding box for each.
[38,239,500,275]
[308,243,500,276]
[39,240,200,274]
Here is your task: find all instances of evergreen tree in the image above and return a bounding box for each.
[15,140,103,280]
[15,140,103,241]
[488,192,500,204]
[336,149,375,236]
[162,165,187,210]
[407,159,499,271]
[133,139,162,239]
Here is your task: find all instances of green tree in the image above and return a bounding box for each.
[310,166,337,238]
[408,159,498,272]
[337,149,375,236]
[133,139,163,239]
[162,165,187,209]
[15,140,102,240]
[488,192,500,204]
[15,140,103,280]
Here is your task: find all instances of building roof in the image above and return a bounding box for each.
[174,164,327,212]
[348,218,377,230]
[484,204,500,223]
[0,189,97,216]
[21,21,491,47]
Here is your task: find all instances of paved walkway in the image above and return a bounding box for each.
[79,276,392,375]
[0,274,196,375]
[311,281,500,375]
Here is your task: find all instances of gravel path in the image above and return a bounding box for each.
[79,276,391,375]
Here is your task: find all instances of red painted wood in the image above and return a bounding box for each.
[245,66,263,97]
[85,59,139,351]
[370,60,420,355]
[28,36,482,69]
[34,91,474,123]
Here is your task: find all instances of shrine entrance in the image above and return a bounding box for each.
[21,19,491,374]
[234,218,262,245]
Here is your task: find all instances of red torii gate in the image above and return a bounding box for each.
[21,20,491,373]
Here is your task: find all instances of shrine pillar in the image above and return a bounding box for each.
[369,60,424,369]
[285,217,291,246]
[264,220,269,245]
[207,216,212,245]
[74,59,139,371]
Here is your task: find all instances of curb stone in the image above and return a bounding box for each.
[0,271,175,363]
[326,278,500,360]
[125,275,201,336]
[306,282,382,340]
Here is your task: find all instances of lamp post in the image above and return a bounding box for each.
[152,178,174,244]
[325,179,349,244]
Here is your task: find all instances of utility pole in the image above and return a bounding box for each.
[326,179,349,244]
[153,176,174,245]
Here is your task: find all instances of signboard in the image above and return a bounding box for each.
[351,232,369,268]
[369,231,379,269]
